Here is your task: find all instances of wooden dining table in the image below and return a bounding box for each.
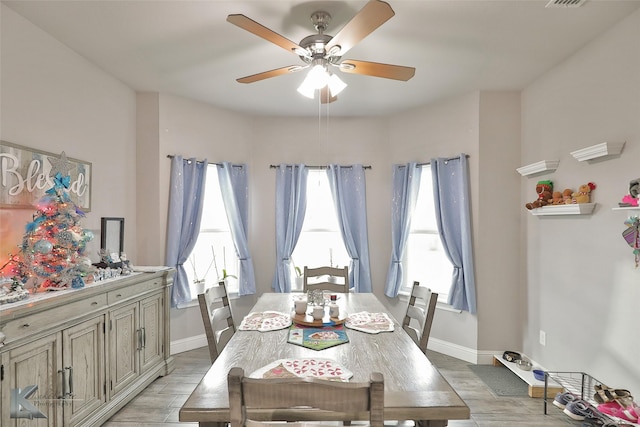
[179,292,470,427]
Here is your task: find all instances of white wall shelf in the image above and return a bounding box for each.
[529,203,595,216]
[570,142,625,162]
[612,206,640,211]
[516,160,559,177]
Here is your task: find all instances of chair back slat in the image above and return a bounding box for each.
[402,281,438,353]
[228,367,384,427]
[198,281,235,363]
[303,266,350,293]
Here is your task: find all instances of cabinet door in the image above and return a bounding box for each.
[108,302,138,397]
[0,333,62,427]
[139,293,164,373]
[62,316,105,426]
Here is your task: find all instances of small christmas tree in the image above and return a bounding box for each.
[9,153,94,291]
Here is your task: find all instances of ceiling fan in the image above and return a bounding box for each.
[227,0,415,103]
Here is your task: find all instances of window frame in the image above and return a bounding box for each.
[290,170,350,291]
[401,165,454,305]
[179,164,239,308]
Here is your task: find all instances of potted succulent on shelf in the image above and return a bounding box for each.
[292,261,303,289]
[189,252,214,295]
[213,246,237,286]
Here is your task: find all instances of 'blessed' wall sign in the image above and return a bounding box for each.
[0,141,92,211]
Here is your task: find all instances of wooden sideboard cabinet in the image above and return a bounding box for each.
[0,269,174,427]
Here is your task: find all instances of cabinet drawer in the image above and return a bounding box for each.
[107,279,162,304]
[1,293,107,342]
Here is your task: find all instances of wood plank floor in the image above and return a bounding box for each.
[103,347,576,427]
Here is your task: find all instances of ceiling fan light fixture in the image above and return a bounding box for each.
[307,64,330,89]
[297,81,316,99]
[328,73,347,96]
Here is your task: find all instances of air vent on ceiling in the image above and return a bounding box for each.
[546,0,586,7]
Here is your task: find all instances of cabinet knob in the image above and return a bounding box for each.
[22,323,30,328]
[91,301,98,305]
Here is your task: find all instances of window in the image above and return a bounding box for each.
[185,165,239,297]
[290,170,349,291]
[404,166,453,301]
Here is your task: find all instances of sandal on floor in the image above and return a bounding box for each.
[594,385,635,408]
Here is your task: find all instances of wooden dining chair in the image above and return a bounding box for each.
[303,266,350,293]
[198,281,235,363]
[228,367,384,427]
[402,281,438,354]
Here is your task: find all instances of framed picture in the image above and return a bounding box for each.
[0,140,92,211]
[101,217,124,255]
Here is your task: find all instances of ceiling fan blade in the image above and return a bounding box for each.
[320,86,338,104]
[237,65,306,84]
[339,60,415,81]
[325,0,395,57]
[227,14,304,55]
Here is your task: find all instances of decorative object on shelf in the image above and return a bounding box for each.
[213,246,237,283]
[529,203,596,216]
[619,178,640,207]
[571,182,596,204]
[549,191,563,205]
[622,216,640,268]
[0,276,30,304]
[101,217,124,255]
[570,142,625,162]
[525,180,553,210]
[562,188,574,204]
[5,164,95,291]
[516,160,559,177]
[189,250,214,294]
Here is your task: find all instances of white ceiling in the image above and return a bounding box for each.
[4,0,639,117]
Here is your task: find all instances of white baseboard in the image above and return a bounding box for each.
[427,337,500,365]
[171,334,207,355]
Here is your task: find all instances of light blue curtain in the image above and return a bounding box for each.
[384,163,421,297]
[218,162,256,296]
[327,164,372,293]
[272,164,308,293]
[165,156,207,308]
[432,154,477,314]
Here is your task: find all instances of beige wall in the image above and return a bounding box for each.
[521,8,640,391]
[1,5,137,261]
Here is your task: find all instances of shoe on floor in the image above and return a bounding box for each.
[581,415,618,427]
[564,400,600,421]
[554,391,578,409]
[597,401,639,423]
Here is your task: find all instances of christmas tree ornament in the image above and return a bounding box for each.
[34,239,53,254]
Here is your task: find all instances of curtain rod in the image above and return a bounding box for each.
[269,164,372,170]
[417,154,469,166]
[166,155,242,167]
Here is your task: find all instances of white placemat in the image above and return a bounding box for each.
[250,358,353,381]
[345,311,395,334]
[238,311,292,332]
